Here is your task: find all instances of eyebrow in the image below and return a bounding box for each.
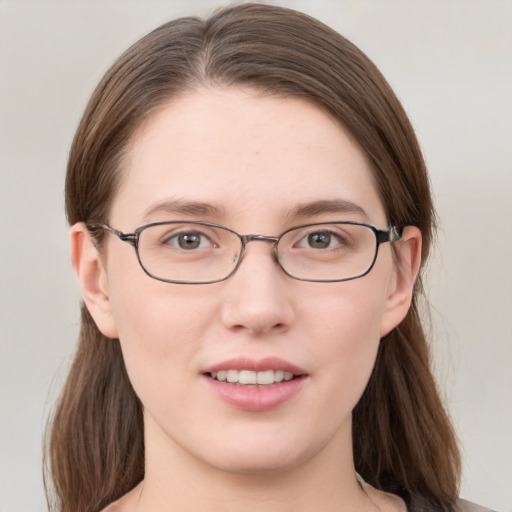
[142,198,226,221]
[287,199,369,222]
[141,198,369,224]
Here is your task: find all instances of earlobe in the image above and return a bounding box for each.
[379,226,422,338]
[70,223,119,338]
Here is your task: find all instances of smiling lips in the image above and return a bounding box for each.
[203,358,307,411]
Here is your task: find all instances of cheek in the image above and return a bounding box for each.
[304,274,389,349]
[301,274,391,401]
[107,276,214,397]
[314,296,381,378]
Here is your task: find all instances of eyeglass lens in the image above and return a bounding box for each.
[136,222,379,283]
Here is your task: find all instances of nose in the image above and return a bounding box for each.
[219,242,295,336]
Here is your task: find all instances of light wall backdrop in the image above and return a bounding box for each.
[1,1,511,511]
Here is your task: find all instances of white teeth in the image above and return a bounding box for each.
[239,370,257,385]
[255,370,273,385]
[226,370,238,383]
[210,369,297,385]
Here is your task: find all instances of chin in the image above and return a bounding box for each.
[197,433,321,477]
[206,452,305,477]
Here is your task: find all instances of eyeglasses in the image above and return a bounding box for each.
[87,221,403,284]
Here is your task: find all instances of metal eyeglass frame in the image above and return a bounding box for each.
[86,221,403,284]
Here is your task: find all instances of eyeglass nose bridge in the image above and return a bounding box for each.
[231,233,282,276]
[241,234,280,245]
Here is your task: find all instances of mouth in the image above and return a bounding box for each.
[203,361,307,411]
[208,369,297,386]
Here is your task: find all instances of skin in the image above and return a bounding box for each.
[72,87,420,512]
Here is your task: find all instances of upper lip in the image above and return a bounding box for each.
[202,357,307,375]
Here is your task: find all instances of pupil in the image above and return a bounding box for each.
[308,232,330,248]
[179,233,200,249]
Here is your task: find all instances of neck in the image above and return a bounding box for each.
[136,414,369,512]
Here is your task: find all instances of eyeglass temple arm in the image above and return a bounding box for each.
[376,226,403,244]
[86,224,138,247]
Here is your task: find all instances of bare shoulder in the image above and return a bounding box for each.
[456,498,497,512]
[100,500,123,512]
[359,480,407,511]
[100,483,143,512]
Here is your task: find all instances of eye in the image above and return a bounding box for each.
[164,231,214,250]
[296,230,346,250]
[307,231,333,249]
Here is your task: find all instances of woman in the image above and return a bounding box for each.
[46,4,491,512]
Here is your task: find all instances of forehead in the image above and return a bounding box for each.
[112,87,385,229]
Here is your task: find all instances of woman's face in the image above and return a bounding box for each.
[80,87,415,476]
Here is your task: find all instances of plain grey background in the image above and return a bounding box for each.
[1,1,511,511]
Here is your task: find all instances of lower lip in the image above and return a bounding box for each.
[203,375,307,412]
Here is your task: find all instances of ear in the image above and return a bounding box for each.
[70,223,119,338]
[379,226,422,338]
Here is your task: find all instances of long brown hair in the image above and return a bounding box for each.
[46,4,460,511]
